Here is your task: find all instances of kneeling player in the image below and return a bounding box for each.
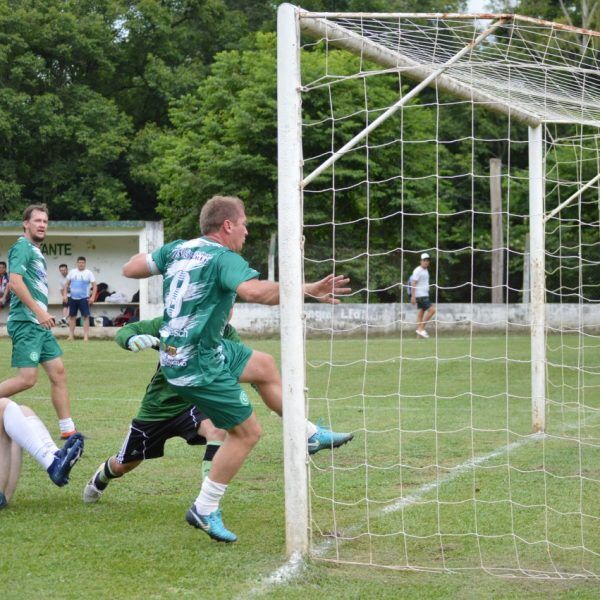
[83,317,228,503]
[0,397,84,508]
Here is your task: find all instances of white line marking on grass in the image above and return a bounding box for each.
[380,433,542,516]
[242,433,542,596]
[238,552,304,599]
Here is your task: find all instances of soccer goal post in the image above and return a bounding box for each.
[277,4,600,577]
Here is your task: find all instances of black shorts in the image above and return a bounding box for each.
[416,296,432,311]
[68,297,90,317]
[116,406,208,464]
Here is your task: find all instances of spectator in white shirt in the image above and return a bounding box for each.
[411,253,436,338]
[65,257,97,342]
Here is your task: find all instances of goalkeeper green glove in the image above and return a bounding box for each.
[127,334,160,352]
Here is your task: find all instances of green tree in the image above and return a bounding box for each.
[0,0,132,218]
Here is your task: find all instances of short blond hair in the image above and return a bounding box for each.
[23,203,49,222]
[199,196,245,235]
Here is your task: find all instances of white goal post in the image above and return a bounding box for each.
[277,4,600,577]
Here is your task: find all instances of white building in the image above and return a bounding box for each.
[0,220,164,323]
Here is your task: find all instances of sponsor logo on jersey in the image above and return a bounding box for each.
[171,248,214,266]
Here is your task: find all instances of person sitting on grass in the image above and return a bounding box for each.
[0,397,84,509]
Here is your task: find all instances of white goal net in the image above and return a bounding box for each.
[277,6,600,578]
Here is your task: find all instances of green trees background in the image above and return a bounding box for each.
[1,1,597,301]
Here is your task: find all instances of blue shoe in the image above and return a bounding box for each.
[0,492,7,509]
[308,425,354,455]
[186,505,237,543]
[47,433,84,487]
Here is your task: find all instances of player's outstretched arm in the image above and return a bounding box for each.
[122,253,152,279]
[237,275,351,306]
[115,316,163,350]
[304,274,351,304]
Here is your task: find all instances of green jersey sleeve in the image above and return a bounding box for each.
[217,251,259,293]
[115,316,163,349]
[8,239,31,277]
[151,240,183,275]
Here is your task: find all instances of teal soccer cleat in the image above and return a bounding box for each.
[308,425,354,455]
[186,505,237,543]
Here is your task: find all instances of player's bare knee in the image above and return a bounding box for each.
[241,420,261,447]
[47,365,67,385]
[20,405,35,417]
[260,352,280,384]
[202,422,226,442]
[18,371,38,389]
[248,421,262,446]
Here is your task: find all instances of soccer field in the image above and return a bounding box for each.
[0,335,598,599]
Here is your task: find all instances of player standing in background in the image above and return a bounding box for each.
[66,256,97,342]
[0,397,84,509]
[0,261,10,310]
[58,263,69,327]
[0,204,78,440]
[122,195,353,543]
[411,252,436,338]
[83,315,230,504]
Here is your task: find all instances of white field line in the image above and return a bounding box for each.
[241,432,542,597]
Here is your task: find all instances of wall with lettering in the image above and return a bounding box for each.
[0,235,140,303]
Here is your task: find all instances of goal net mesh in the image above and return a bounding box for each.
[295,12,600,578]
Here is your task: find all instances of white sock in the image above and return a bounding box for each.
[3,401,56,470]
[306,420,318,439]
[59,417,75,436]
[194,477,227,515]
[27,415,59,457]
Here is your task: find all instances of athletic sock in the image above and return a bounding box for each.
[27,415,59,457]
[194,477,227,515]
[306,420,318,440]
[93,459,122,491]
[3,401,56,470]
[59,417,76,437]
[201,441,223,481]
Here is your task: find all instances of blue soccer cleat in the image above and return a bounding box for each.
[47,433,84,487]
[186,505,237,543]
[308,425,354,455]
[0,492,7,509]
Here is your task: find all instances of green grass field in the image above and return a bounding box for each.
[1,334,599,599]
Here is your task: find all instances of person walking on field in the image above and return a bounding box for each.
[122,195,353,543]
[66,256,97,342]
[411,252,436,338]
[0,204,78,440]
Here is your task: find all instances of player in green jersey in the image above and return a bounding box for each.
[83,316,239,504]
[123,195,353,543]
[0,204,78,440]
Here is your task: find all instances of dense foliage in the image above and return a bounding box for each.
[0,0,597,301]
